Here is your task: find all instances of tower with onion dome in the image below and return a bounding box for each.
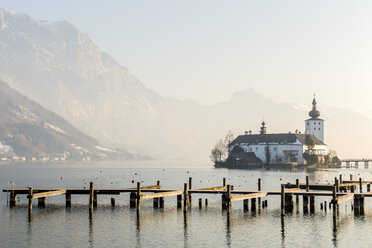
[305,95,324,142]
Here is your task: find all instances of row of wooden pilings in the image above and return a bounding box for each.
[280,175,369,216]
[7,174,371,218]
[126,177,268,213]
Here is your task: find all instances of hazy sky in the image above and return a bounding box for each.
[2,1,372,111]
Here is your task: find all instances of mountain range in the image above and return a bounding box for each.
[0,78,144,160]
[0,8,371,160]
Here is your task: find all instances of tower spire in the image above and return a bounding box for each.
[260,120,267,135]
[309,95,320,119]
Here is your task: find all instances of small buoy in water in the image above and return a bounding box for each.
[132,180,135,183]
[290,171,292,173]
[135,173,138,175]
[60,177,63,180]
[100,170,102,173]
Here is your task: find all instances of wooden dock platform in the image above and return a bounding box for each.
[3,174,372,217]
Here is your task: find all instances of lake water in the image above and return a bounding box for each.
[1,161,372,248]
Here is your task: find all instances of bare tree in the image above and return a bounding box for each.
[224,130,234,147]
[210,139,227,162]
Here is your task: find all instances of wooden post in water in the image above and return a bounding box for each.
[367,184,371,192]
[324,201,327,212]
[303,195,309,213]
[154,180,160,208]
[153,197,159,208]
[183,183,189,212]
[226,185,232,212]
[310,196,315,213]
[89,182,94,210]
[177,195,182,209]
[339,174,343,184]
[251,198,257,212]
[66,192,71,208]
[359,178,363,193]
[243,199,249,212]
[258,178,262,207]
[28,187,33,211]
[38,197,46,208]
[360,197,365,215]
[137,182,141,212]
[335,178,339,192]
[281,184,285,216]
[354,196,360,215]
[130,190,137,208]
[205,199,208,206]
[332,186,337,215]
[10,192,17,207]
[295,179,300,204]
[223,178,226,186]
[93,193,97,208]
[285,194,293,213]
[306,176,309,192]
[199,198,202,209]
[188,177,192,206]
[111,198,115,207]
[160,197,164,208]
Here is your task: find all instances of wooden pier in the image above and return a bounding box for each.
[340,158,372,168]
[3,175,372,218]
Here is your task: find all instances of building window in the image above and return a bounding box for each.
[314,122,316,125]
[274,147,277,151]
[318,122,320,125]
[256,147,258,151]
[307,122,309,126]
[319,128,320,130]
[314,127,316,130]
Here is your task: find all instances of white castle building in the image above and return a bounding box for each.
[227,96,328,166]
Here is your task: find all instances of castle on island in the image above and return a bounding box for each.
[225,96,328,167]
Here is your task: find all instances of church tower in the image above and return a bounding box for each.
[305,95,324,142]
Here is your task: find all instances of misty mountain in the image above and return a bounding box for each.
[0,79,142,160]
[0,8,370,160]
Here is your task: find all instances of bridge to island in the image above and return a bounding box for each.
[340,159,372,168]
[3,174,372,219]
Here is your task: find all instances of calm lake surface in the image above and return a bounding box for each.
[1,161,372,248]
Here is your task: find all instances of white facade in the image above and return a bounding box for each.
[305,119,324,142]
[233,140,304,164]
[303,144,328,155]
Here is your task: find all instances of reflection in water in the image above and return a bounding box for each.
[226,212,231,248]
[136,209,141,248]
[136,209,141,231]
[28,208,32,223]
[89,209,94,248]
[332,214,337,248]
[281,215,285,245]
[183,211,188,248]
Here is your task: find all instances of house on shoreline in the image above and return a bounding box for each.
[224,96,328,167]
